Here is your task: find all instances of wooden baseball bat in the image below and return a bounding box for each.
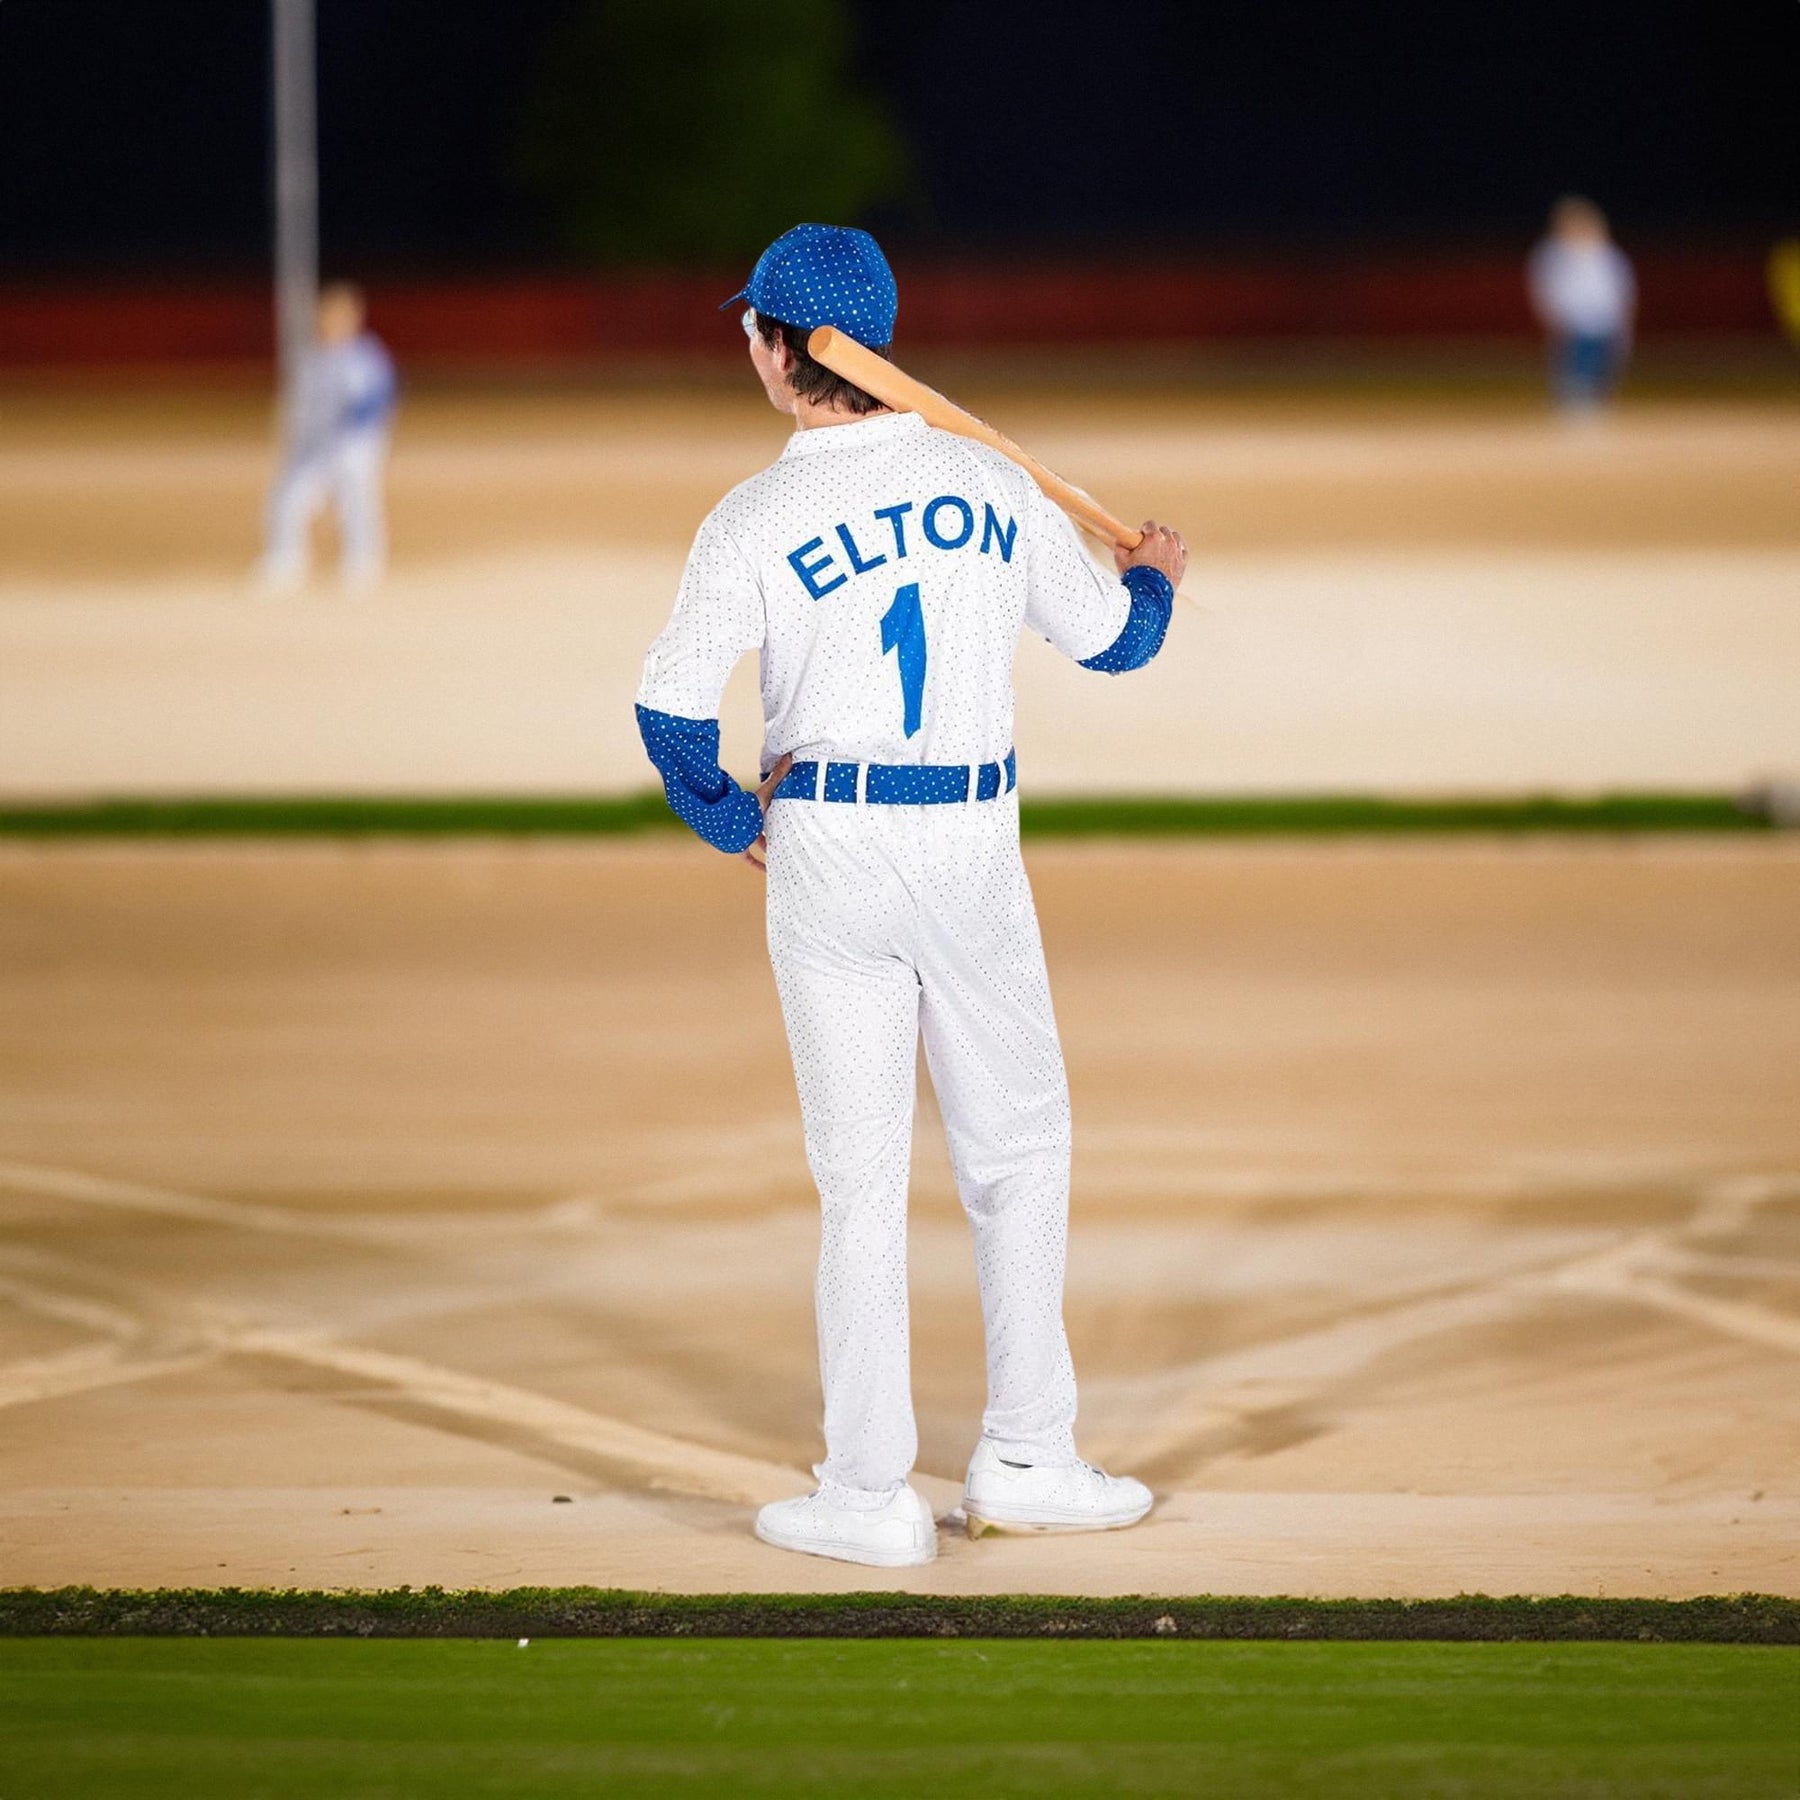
[806,326,1145,553]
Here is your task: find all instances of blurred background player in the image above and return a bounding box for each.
[258,282,397,595]
[1527,197,1636,416]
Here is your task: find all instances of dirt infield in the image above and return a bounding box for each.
[2,838,1795,1597]
[3,378,1796,1597]
[2,388,1797,797]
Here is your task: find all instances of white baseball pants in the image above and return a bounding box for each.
[765,791,1079,1505]
[262,431,389,588]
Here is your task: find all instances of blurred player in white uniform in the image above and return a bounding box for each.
[260,282,397,594]
[1528,197,1636,415]
[635,225,1187,1567]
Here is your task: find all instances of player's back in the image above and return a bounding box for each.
[699,411,1114,770]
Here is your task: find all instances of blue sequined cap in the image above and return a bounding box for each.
[722,224,897,348]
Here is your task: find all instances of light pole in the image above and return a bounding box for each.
[271,0,317,401]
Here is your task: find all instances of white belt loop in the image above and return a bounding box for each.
[966,760,982,807]
[856,760,870,806]
[812,759,825,803]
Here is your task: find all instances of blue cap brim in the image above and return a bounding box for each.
[719,288,750,311]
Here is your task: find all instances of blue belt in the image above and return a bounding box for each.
[774,749,1017,805]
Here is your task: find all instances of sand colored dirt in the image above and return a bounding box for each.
[2,839,1795,1596]
[3,379,1797,1597]
[2,389,1797,797]
[5,386,1799,573]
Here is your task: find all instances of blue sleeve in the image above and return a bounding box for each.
[635,704,764,854]
[344,377,395,431]
[343,340,398,432]
[1079,566,1173,674]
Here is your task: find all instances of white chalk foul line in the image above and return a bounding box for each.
[0,1267,147,1341]
[0,1254,248,1410]
[1097,1177,1800,1467]
[0,1162,367,1242]
[1575,1270,1800,1356]
[218,1331,803,1509]
[1542,1234,1800,1356]
[0,1344,210,1411]
[0,1253,804,1508]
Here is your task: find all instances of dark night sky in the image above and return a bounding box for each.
[0,0,1791,275]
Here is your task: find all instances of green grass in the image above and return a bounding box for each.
[1015,792,1771,837]
[0,793,680,838]
[0,790,1777,838]
[1,1637,1792,1799]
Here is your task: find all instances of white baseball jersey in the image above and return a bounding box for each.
[637,407,1169,1508]
[287,332,398,461]
[636,410,1130,767]
[1528,238,1636,338]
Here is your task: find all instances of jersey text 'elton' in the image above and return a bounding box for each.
[787,494,1017,601]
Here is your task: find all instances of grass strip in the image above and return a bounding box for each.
[4,1637,1794,1800]
[0,793,679,837]
[2,1587,1794,1642]
[0,791,1779,838]
[1020,791,1774,836]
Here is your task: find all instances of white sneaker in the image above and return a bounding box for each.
[962,1439,1153,1537]
[754,1483,938,1568]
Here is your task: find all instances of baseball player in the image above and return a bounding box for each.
[258,282,397,594]
[1527,198,1636,415]
[636,224,1186,1567]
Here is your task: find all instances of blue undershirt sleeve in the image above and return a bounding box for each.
[1078,566,1174,674]
[635,704,764,855]
[343,370,397,431]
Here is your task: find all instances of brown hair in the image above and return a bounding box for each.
[753,313,890,415]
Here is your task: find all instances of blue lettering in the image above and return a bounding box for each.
[979,504,1017,562]
[922,494,975,551]
[873,501,913,559]
[881,581,927,738]
[835,520,888,576]
[787,536,846,600]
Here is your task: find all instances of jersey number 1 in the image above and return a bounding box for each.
[880,582,926,738]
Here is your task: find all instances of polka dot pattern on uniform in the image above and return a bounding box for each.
[765,795,1078,1497]
[635,405,1175,1498]
[633,703,762,854]
[637,411,1139,779]
[721,222,899,348]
